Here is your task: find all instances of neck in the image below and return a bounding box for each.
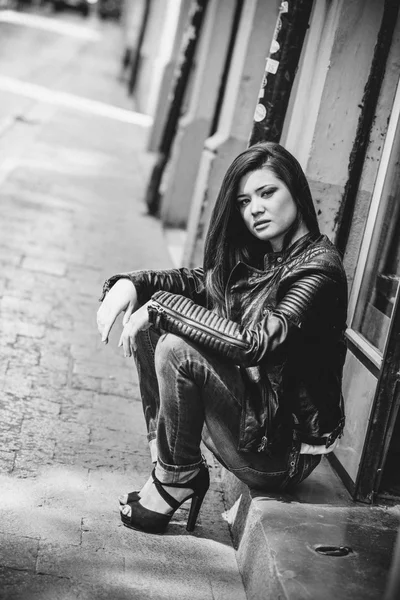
[271,223,310,253]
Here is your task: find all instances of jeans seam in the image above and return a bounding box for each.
[168,342,244,467]
[145,328,156,358]
[230,466,287,476]
[183,353,243,410]
[170,370,181,462]
[296,457,307,483]
[170,342,243,409]
[157,455,203,473]
[169,360,203,465]
[166,343,240,466]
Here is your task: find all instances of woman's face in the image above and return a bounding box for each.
[237,167,306,252]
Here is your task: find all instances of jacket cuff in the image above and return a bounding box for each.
[99,274,128,301]
[99,272,147,304]
[147,297,164,329]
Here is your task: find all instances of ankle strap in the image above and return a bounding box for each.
[151,469,181,511]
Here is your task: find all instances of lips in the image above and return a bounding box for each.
[254,220,271,229]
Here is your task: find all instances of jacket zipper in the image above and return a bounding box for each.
[153,303,248,349]
[257,436,269,453]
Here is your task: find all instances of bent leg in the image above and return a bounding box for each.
[133,327,162,461]
[154,333,247,477]
[154,333,321,491]
[153,333,293,487]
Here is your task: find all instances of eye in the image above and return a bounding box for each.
[237,197,250,208]
[261,187,276,198]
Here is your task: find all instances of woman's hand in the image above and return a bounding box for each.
[118,301,151,357]
[97,279,138,344]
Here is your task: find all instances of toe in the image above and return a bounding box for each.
[120,504,131,517]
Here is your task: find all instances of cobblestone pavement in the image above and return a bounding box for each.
[0,10,245,600]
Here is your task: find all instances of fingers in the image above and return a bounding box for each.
[118,322,137,357]
[97,281,137,345]
[118,332,136,357]
[118,333,128,356]
[117,303,149,357]
[118,331,129,357]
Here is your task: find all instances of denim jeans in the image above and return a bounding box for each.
[134,327,320,489]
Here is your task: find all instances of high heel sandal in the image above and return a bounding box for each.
[120,463,210,534]
[118,491,139,506]
[118,462,157,505]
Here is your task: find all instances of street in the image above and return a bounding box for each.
[0,7,245,600]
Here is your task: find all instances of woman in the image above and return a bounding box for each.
[97,142,347,535]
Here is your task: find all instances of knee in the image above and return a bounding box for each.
[154,333,192,373]
[155,333,189,358]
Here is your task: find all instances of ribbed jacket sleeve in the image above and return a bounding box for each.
[148,291,289,367]
[274,272,344,330]
[147,272,342,367]
[100,267,206,307]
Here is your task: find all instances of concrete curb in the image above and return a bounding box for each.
[220,459,400,600]
[222,471,288,600]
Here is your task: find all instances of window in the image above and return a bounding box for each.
[352,119,400,354]
[348,77,400,363]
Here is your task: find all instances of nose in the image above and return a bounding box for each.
[250,196,265,216]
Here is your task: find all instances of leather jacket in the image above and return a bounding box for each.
[102,233,347,455]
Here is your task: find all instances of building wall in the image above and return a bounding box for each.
[134,0,169,116]
[146,0,399,492]
[343,18,400,292]
[283,0,385,240]
[183,0,280,267]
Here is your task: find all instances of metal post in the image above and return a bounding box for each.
[248,0,313,146]
[145,0,209,216]
[128,0,152,96]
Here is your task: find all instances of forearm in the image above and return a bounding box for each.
[101,267,206,306]
[147,291,288,367]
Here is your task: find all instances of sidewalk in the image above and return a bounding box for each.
[0,16,246,600]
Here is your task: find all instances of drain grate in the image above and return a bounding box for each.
[315,545,353,557]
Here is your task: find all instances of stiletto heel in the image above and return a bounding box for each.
[120,462,210,534]
[187,493,206,532]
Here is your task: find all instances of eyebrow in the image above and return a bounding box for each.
[237,184,276,198]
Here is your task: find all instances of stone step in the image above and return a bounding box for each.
[221,457,400,600]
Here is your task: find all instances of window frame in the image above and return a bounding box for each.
[346,75,400,369]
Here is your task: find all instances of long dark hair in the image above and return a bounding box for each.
[204,142,320,314]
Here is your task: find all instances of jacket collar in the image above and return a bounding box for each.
[263,232,321,270]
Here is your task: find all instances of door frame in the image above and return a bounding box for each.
[354,286,400,503]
